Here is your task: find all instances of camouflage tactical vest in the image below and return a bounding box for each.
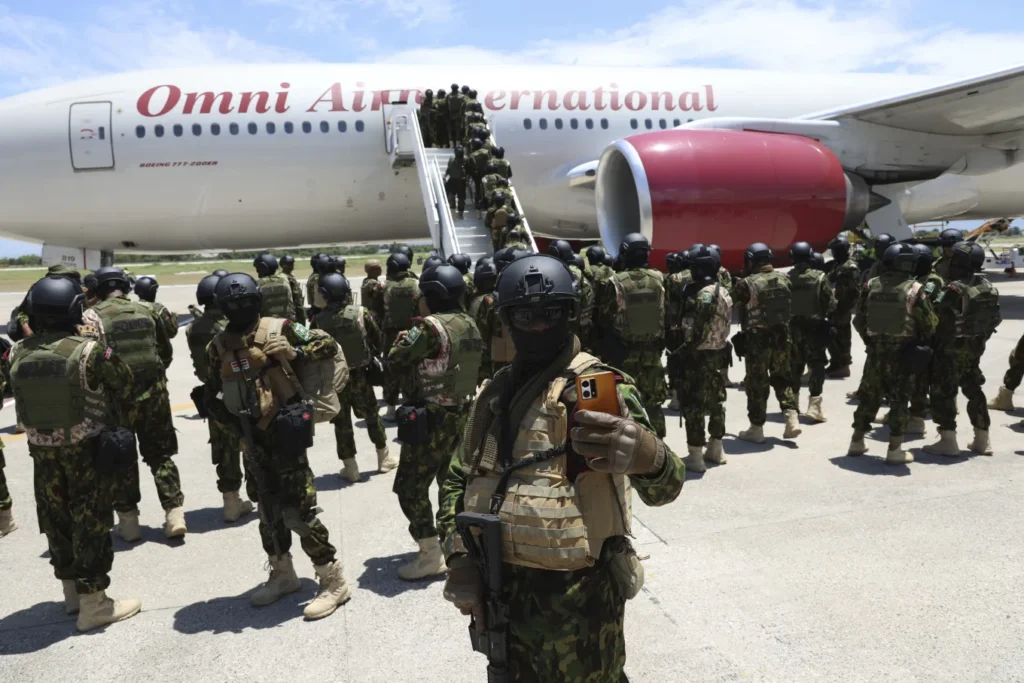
[789,266,827,320]
[666,270,693,331]
[384,276,419,331]
[742,271,792,329]
[259,274,296,321]
[88,297,163,378]
[952,275,1001,338]
[186,309,227,383]
[568,265,595,333]
[316,305,371,368]
[415,312,483,406]
[865,275,921,338]
[610,268,665,342]
[682,283,734,351]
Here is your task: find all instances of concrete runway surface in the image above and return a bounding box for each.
[0,275,1022,683]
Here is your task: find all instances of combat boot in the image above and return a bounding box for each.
[62,580,80,615]
[397,537,446,581]
[251,553,302,606]
[969,428,993,455]
[783,410,803,439]
[988,386,1014,412]
[923,429,961,457]
[223,491,254,523]
[0,507,17,538]
[304,560,351,620]
[704,439,727,466]
[873,411,889,425]
[845,390,860,401]
[75,590,142,632]
[377,446,398,472]
[804,396,827,423]
[114,509,141,543]
[341,459,361,483]
[827,365,851,379]
[905,416,927,435]
[164,507,187,539]
[682,445,706,474]
[383,405,397,422]
[737,424,766,444]
[885,436,913,465]
[847,430,868,456]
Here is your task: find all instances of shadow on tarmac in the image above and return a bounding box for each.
[723,436,798,454]
[313,469,388,493]
[172,579,319,635]
[357,554,445,597]
[829,455,911,477]
[112,526,186,553]
[184,506,257,535]
[0,602,76,655]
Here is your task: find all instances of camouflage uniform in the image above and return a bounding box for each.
[446,155,469,216]
[306,272,325,318]
[1001,333,1024,391]
[145,301,179,340]
[360,269,386,324]
[0,369,8,513]
[826,257,861,369]
[468,147,491,209]
[283,271,306,325]
[933,253,953,281]
[909,272,945,419]
[461,272,477,311]
[678,281,733,445]
[567,264,595,350]
[664,268,693,401]
[468,291,496,384]
[382,272,421,406]
[788,263,836,401]
[432,95,450,148]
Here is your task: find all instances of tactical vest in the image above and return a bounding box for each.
[742,271,792,329]
[568,265,595,332]
[789,267,827,320]
[865,276,922,338]
[666,270,693,331]
[468,293,492,325]
[384,276,419,330]
[493,159,512,179]
[145,301,179,339]
[306,274,325,309]
[610,269,665,342]
[463,353,632,571]
[470,149,490,175]
[260,274,295,321]
[415,313,483,406]
[682,283,734,351]
[186,309,226,383]
[953,275,1001,338]
[10,335,110,447]
[316,305,371,368]
[88,297,163,378]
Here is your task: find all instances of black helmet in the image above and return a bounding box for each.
[471,138,484,151]
[83,274,98,292]
[689,244,719,282]
[134,275,159,302]
[448,253,472,274]
[494,254,579,321]
[882,243,916,273]
[493,191,507,207]
[665,251,682,274]
[620,232,651,267]
[585,245,606,266]
[708,244,722,258]
[437,87,447,97]
[424,88,433,99]
[474,257,498,292]
[316,254,334,274]
[280,254,295,267]
[386,253,411,275]
[486,161,498,174]
[548,239,574,264]
[809,252,826,271]
[254,253,278,277]
[828,235,851,259]
[940,228,964,247]
[451,82,459,93]
[393,245,414,261]
[950,241,985,274]
[419,264,465,311]
[25,276,85,328]
[454,146,464,158]
[461,85,470,95]
[332,256,346,275]
[677,249,693,271]
[493,248,514,273]
[744,242,772,269]
[422,254,445,275]
[572,254,585,271]
[309,254,321,269]
[196,274,221,306]
[319,272,352,304]
[873,233,895,255]
[496,177,509,188]
[603,253,614,268]
[469,89,477,99]
[93,266,130,296]
[495,147,505,159]
[215,272,263,326]
[912,243,935,277]
[212,269,230,278]
[789,241,813,264]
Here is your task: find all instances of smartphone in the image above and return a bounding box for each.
[575,371,620,416]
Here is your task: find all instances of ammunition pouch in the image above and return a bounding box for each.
[606,537,645,601]
[190,385,208,419]
[273,402,313,467]
[732,332,746,359]
[368,357,385,386]
[396,403,429,446]
[97,427,138,475]
[901,343,933,375]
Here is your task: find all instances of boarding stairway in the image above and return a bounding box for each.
[386,102,537,265]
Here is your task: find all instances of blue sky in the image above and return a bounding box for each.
[1,0,1022,256]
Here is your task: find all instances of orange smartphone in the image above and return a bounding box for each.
[575,371,620,415]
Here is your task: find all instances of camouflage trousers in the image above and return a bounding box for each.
[931,343,991,432]
[333,368,387,459]
[909,360,932,419]
[827,321,853,368]
[0,450,11,511]
[1002,333,1024,390]
[504,550,628,682]
[30,441,114,595]
[115,379,184,512]
[679,349,726,446]
[209,417,243,494]
[619,349,668,438]
[244,427,336,565]
[383,328,409,406]
[790,318,828,399]
[393,403,468,540]
[744,326,797,425]
[852,339,913,436]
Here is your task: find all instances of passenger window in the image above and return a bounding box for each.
[302,122,312,133]
[247,122,257,135]
[539,119,547,130]
[644,119,653,130]
[554,118,563,130]
[601,119,609,129]
[585,119,593,129]
[673,119,681,127]
[570,119,578,130]
[284,122,294,134]
[320,121,329,133]
[658,119,666,129]
[630,119,638,130]
[135,125,145,139]
[154,125,163,138]
[192,124,202,136]
[229,123,239,135]
[267,122,276,134]
[523,118,532,130]
[211,123,221,136]
[173,124,183,137]
[338,121,347,132]
[355,120,364,132]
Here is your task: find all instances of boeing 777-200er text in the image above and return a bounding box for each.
[2,63,1024,270]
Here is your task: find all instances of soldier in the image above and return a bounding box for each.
[361,259,386,323]
[382,253,421,421]
[933,228,964,281]
[447,253,475,309]
[388,265,482,580]
[446,147,469,220]
[664,249,693,411]
[419,89,434,148]
[480,162,502,204]
[904,244,944,433]
[438,254,684,681]
[468,138,491,213]
[392,245,419,278]
[464,113,488,149]
[596,233,669,437]
[586,245,615,286]
[306,253,327,319]
[848,245,937,463]
[924,242,1001,456]
[0,350,14,537]
[432,88,450,148]
[787,241,837,423]
[485,191,513,250]
[254,253,297,322]
[133,276,179,340]
[10,276,142,631]
[185,274,254,523]
[83,267,185,541]
[504,221,530,252]
[280,254,306,325]
[676,244,733,472]
[205,273,350,619]
[989,333,1024,412]
[447,82,465,143]
[549,239,595,349]
[313,274,398,481]
[492,146,513,179]
[731,243,802,443]
[467,258,498,385]
[83,274,100,308]
[332,256,347,275]
[862,233,895,283]
[708,244,732,287]
[825,235,861,378]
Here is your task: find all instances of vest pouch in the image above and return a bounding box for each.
[606,537,645,601]
[97,428,138,475]
[190,385,208,419]
[368,357,385,386]
[273,403,313,467]
[396,403,429,446]
[901,343,933,374]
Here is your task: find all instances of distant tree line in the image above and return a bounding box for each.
[112,242,429,264]
[0,255,43,267]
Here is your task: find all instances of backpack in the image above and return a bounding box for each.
[384,278,419,330]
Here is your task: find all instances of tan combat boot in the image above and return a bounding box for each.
[114,510,141,543]
[383,405,397,422]
[885,436,913,465]
[783,410,803,439]
[164,507,187,539]
[251,553,302,607]
[847,430,868,456]
[873,411,889,425]
[377,446,398,473]
[704,439,727,466]
[62,580,80,615]
[924,430,960,457]
[738,424,766,444]
[75,590,142,632]
[0,507,17,538]
[804,396,827,423]
[969,428,993,455]
[988,386,1014,412]
[682,445,706,474]
[397,537,446,581]
[341,459,361,483]
[223,491,254,523]
[304,560,351,620]
[905,416,927,435]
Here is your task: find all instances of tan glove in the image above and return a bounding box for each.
[263,336,298,361]
[571,410,666,475]
[442,554,481,615]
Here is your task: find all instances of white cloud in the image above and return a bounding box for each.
[249,0,454,32]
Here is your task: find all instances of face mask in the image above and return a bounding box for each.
[225,307,260,333]
[509,316,572,365]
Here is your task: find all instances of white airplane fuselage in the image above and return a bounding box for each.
[0,64,1021,253]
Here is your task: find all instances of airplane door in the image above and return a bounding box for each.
[69,102,114,170]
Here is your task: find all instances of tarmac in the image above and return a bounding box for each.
[0,274,1023,683]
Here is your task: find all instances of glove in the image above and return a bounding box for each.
[442,554,481,615]
[263,336,298,361]
[571,410,666,475]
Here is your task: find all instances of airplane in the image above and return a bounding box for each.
[2,63,1024,271]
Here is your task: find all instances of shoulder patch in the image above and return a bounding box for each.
[699,291,714,304]
[405,326,422,344]
[923,282,936,295]
[290,322,312,342]
[104,347,113,360]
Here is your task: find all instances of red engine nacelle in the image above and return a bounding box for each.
[595,129,872,272]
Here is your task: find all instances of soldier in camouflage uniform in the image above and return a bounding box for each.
[206,273,350,620]
[432,88,450,148]
[903,244,945,433]
[664,249,693,411]
[418,89,434,148]
[313,273,397,482]
[445,147,469,220]
[279,254,306,325]
[255,253,297,322]
[988,333,1024,413]
[388,265,482,581]
[504,221,530,252]
[848,244,937,464]
[485,191,514,251]
[361,259,386,323]
[0,361,14,537]
[596,233,668,437]
[448,253,476,309]
[133,276,179,339]
[382,253,422,421]
[492,146,513,180]
[185,274,254,523]
[549,240,595,349]
[467,258,498,385]
[924,242,1001,457]
[438,254,684,682]
[825,235,861,378]
[10,276,142,631]
[480,162,502,206]
[306,253,328,320]
[787,242,837,424]
[467,138,491,214]
[933,228,964,282]
[83,267,186,541]
[447,83,466,143]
